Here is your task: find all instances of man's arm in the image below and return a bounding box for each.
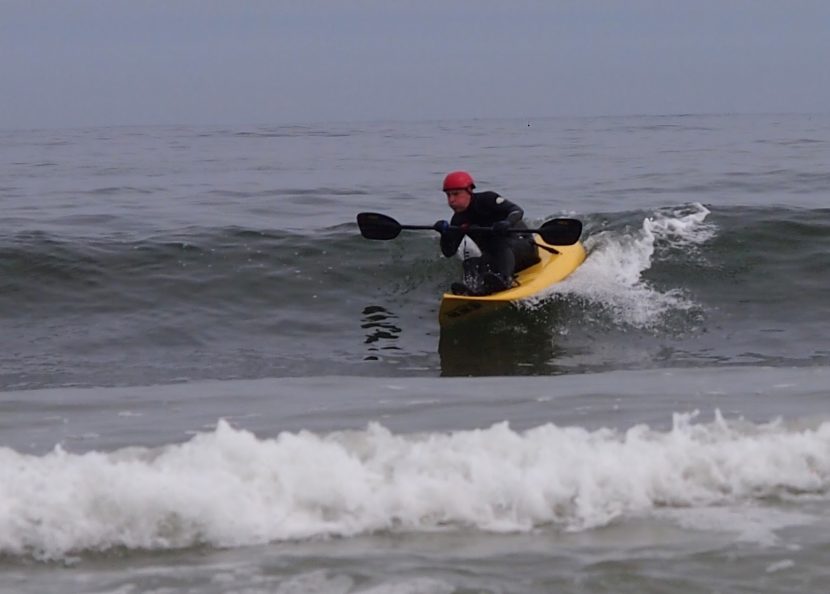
[440,226,465,257]
[494,196,524,226]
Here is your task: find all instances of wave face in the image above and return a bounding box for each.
[4,114,830,387]
[3,203,830,386]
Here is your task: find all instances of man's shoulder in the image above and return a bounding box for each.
[473,191,514,209]
[473,190,502,202]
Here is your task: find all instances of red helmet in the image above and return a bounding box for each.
[442,171,475,191]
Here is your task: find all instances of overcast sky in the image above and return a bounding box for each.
[1,0,828,130]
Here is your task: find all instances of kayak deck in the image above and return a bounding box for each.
[438,236,586,327]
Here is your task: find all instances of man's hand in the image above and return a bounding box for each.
[492,220,511,235]
[433,220,449,233]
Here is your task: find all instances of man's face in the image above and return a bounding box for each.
[445,189,472,213]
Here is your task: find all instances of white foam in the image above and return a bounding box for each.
[645,203,716,248]
[531,203,713,327]
[766,559,795,573]
[358,578,455,594]
[2,411,829,560]
[655,505,814,547]
[274,570,353,594]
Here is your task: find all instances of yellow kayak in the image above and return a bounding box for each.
[438,236,586,327]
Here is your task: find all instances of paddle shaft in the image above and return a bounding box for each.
[399,224,437,231]
[448,225,556,235]
[388,223,556,236]
[356,212,581,245]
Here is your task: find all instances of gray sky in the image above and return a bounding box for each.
[2,0,828,129]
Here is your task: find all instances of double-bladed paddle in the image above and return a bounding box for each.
[356,212,582,246]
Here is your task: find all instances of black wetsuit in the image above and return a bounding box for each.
[440,191,539,288]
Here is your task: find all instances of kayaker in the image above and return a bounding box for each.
[434,171,540,295]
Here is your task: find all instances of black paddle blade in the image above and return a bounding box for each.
[538,218,582,245]
[357,212,402,240]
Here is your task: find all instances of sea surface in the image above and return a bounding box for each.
[1,113,830,593]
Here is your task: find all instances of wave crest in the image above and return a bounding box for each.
[3,412,829,560]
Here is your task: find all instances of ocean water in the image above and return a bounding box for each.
[1,114,830,592]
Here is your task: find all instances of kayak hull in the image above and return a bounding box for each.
[438,237,586,327]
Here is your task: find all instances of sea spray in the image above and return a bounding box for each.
[527,203,713,327]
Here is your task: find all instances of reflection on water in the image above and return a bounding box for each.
[361,305,402,361]
[438,306,566,376]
